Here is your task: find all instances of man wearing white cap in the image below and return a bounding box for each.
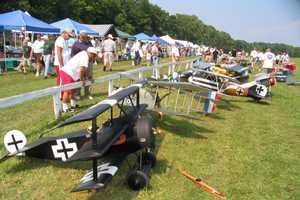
[60,47,98,112]
[101,34,116,71]
[54,28,73,85]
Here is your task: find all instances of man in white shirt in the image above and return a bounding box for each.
[131,40,142,66]
[60,47,98,112]
[54,28,73,85]
[281,52,289,64]
[30,34,45,77]
[171,44,180,73]
[102,34,116,71]
[250,48,258,70]
[262,48,276,74]
[151,42,159,65]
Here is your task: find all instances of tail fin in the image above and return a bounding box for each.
[203,91,218,114]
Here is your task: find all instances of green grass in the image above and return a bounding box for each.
[0,58,299,200]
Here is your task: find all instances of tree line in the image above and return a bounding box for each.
[1,0,300,57]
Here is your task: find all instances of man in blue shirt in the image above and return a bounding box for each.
[71,31,94,100]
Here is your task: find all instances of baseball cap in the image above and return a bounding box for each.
[87,47,98,54]
[107,34,113,39]
[41,35,48,40]
[63,28,74,37]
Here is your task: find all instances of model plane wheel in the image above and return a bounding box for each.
[127,170,149,191]
[138,152,156,168]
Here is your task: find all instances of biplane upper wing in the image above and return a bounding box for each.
[148,80,211,93]
[57,83,145,128]
[194,69,241,83]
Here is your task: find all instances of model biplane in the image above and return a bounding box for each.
[1,83,156,192]
[191,60,250,82]
[119,73,221,119]
[181,67,275,101]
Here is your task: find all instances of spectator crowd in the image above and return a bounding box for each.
[5,28,291,112]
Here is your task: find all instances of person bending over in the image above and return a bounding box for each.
[59,47,97,113]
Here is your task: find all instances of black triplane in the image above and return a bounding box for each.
[1,83,156,192]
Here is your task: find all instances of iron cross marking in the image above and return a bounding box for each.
[256,86,264,95]
[236,88,244,96]
[52,139,78,161]
[57,140,74,160]
[7,134,23,151]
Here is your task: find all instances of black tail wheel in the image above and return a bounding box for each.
[127,170,149,191]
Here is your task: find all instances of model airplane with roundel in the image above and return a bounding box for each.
[1,83,156,192]
[176,60,276,102]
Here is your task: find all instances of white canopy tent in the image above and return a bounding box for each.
[160,35,176,45]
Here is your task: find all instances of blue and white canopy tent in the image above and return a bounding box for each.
[134,33,153,42]
[51,18,98,36]
[0,10,60,70]
[0,10,59,33]
[151,35,169,45]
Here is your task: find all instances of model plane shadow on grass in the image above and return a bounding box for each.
[158,115,214,139]
[226,98,271,106]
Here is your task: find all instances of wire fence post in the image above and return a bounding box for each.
[53,92,61,120]
[138,71,143,80]
[155,65,160,79]
[168,64,172,75]
[108,79,114,96]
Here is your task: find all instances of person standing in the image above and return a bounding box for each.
[250,48,258,71]
[102,34,116,71]
[42,35,54,79]
[171,44,180,73]
[71,31,93,100]
[30,34,45,77]
[131,40,142,66]
[19,37,32,74]
[151,42,160,65]
[54,28,73,85]
[60,47,98,112]
[262,48,276,74]
[212,48,219,63]
[281,52,289,64]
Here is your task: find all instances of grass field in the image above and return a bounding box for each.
[0,58,299,200]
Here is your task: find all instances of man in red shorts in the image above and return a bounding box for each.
[60,47,98,112]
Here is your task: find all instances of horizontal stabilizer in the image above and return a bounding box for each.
[72,162,118,192]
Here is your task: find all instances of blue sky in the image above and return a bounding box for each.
[150,0,300,47]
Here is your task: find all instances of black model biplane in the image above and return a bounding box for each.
[1,83,156,192]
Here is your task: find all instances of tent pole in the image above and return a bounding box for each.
[14,32,16,48]
[3,31,6,71]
